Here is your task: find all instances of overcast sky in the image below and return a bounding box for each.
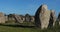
[0,0,60,16]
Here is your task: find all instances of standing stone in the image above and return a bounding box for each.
[13,14,24,23]
[25,14,31,22]
[0,12,5,23]
[35,4,50,29]
[48,10,56,27]
[57,13,60,25]
[30,16,35,22]
[7,14,16,23]
[8,14,15,21]
[5,15,8,21]
[19,15,25,22]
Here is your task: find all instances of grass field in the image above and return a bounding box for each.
[0,23,60,32]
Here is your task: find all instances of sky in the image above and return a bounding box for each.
[0,0,60,16]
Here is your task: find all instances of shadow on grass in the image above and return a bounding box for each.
[0,24,36,28]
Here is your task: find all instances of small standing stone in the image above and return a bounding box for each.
[57,13,60,25]
[48,10,56,27]
[0,12,5,23]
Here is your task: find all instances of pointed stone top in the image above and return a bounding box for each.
[0,12,3,14]
[41,4,48,10]
[41,4,47,7]
[59,12,60,14]
[39,4,48,11]
[0,12,4,15]
[50,10,55,12]
[58,12,60,16]
[58,12,60,18]
[0,12,4,17]
[51,10,54,12]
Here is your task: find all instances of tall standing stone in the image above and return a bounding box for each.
[48,10,56,27]
[35,4,50,29]
[0,12,5,23]
[57,13,60,25]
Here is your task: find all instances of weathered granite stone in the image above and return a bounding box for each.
[35,4,50,29]
[13,14,24,23]
[5,15,8,21]
[48,10,56,27]
[19,15,25,22]
[57,13,60,25]
[8,14,15,21]
[0,12,5,23]
[30,16,35,22]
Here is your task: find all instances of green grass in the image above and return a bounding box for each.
[0,24,60,32]
[0,21,60,32]
[0,25,39,32]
